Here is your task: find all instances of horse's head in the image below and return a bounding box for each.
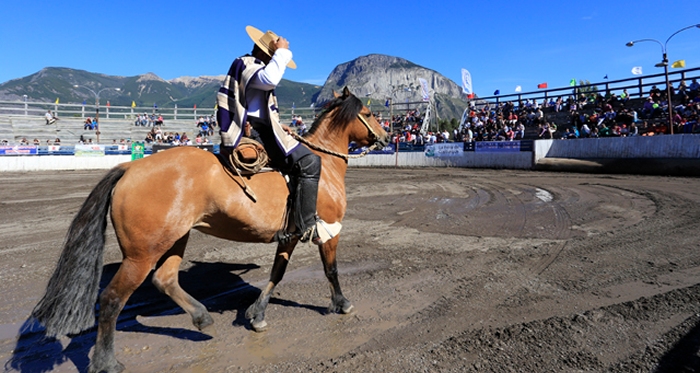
[335,87,390,149]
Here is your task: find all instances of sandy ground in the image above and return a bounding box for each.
[1,167,700,372]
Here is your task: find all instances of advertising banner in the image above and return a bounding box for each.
[349,143,395,155]
[0,146,38,155]
[131,142,145,161]
[75,145,106,157]
[425,143,464,157]
[475,141,522,153]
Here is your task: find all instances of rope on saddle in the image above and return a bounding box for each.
[224,137,270,202]
[230,137,269,173]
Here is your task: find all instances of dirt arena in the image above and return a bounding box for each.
[1,167,700,372]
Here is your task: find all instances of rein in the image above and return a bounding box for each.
[289,113,382,160]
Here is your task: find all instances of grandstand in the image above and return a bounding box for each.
[0,116,219,145]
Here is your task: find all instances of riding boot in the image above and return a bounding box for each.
[274,153,321,245]
[293,153,321,243]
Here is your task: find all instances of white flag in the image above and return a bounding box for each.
[515,85,522,92]
[461,68,472,95]
[631,66,643,75]
[418,78,430,101]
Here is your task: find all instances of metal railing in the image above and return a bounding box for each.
[470,67,700,110]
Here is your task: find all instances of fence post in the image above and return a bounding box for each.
[638,78,644,99]
[174,104,178,120]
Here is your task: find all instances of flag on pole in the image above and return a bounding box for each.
[537,82,548,89]
[515,85,522,92]
[418,78,430,101]
[467,93,474,99]
[493,89,500,95]
[631,66,643,75]
[603,74,609,80]
[55,98,59,104]
[131,101,136,108]
[569,79,576,86]
[194,104,197,110]
[461,68,472,95]
[367,99,371,105]
[106,101,110,107]
[384,99,389,108]
[671,60,686,69]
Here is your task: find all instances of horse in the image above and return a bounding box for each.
[31,87,389,373]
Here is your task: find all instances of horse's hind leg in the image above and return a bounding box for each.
[246,240,298,332]
[152,232,213,330]
[319,237,354,314]
[89,258,152,373]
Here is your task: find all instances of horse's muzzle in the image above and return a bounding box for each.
[374,135,390,149]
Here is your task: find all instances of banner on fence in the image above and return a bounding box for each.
[75,145,105,157]
[152,144,214,154]
[425,143,463,157]
[349,143,395,155]
[463,140,533,152]
[131,142,145,161]
[0,146,38,155]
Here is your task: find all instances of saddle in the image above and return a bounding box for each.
[218,137,342,245]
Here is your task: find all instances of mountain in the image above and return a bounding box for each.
[0,55,467,120]
[0,67,321,110]
[317,54,468,120]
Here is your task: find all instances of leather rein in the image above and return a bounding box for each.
[289,113,383,161]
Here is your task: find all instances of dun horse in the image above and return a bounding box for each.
[31,88,389,373]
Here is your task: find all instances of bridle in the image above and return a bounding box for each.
[289,113,386,161]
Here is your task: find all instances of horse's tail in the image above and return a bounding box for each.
[31,166,127,337]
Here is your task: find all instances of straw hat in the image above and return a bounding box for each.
[246,25,296,69]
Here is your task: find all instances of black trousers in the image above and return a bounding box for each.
[249,118,321,233]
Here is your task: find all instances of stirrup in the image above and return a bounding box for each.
[274,230,299,245]
[299,225,318,244]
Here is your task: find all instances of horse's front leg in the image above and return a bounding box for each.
[319,236,354,314]
[246,240,298,332]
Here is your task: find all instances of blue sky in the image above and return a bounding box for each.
[2,0,699,98]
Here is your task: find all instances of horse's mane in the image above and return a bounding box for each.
[305,92,363,136]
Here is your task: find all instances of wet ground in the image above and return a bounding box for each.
[1,168,700,372]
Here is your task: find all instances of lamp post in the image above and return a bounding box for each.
[626,24,700,135]
[74,85,121,143]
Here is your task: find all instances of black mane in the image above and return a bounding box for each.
[305,92,363,136]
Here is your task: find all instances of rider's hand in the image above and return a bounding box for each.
[275,37,290,50]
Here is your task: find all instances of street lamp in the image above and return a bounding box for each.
[626,24,700,135]
[74,85,121,143]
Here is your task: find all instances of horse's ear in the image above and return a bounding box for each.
[332,90,341,99]
[342,86,352,97]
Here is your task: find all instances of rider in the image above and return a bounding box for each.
[217,25,322,245]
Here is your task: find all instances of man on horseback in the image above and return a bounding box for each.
[217,25,322,245]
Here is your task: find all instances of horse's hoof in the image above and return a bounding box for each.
[88,360,125,373]
[194,313,214,331]
[341,304,355,315]
[251,319,268,333]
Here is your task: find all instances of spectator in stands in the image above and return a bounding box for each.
[689,79,700,99]
[54,138,61,145]
[180,133,191,145]
[156,115,164,126]
[84,117,94,130]
[21,138,29,145]
[45,110,58,125]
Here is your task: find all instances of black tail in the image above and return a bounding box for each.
[31,166,126,337]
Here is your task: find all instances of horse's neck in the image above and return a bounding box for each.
[305,128,350,184]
